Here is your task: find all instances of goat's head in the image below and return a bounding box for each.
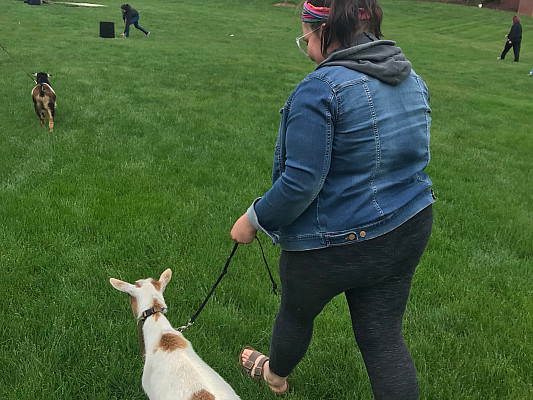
[32,72,52,85]
[110,269,172,320]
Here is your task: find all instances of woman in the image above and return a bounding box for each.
[498,15,522,62]
[231,1,434,398]
[120,4,150,38]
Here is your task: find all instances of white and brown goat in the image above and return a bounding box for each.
[31,72,56,132]
[110,269,240,400]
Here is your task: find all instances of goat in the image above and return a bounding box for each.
[31,72,56,132]
[110,269,240,400]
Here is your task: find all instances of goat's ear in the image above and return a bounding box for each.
[110,278,136,295]
[47,74,53,77]
[32,73,37,77]
[159,269,172,291]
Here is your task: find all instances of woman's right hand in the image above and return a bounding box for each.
[231,214,257,244]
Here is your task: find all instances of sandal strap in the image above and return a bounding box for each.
[243,351,261,370]
[243,350,267,378]
[254,356,268,379]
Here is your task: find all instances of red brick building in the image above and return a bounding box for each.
[500,0,533,16]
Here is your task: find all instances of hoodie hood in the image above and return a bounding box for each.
[316,33,412,86]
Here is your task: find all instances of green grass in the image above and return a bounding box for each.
[0,0,531,399]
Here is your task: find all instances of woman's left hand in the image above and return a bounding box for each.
[231,214,257,244]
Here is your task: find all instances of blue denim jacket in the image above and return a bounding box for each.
[247,62,434,251]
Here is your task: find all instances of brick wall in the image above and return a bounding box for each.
[500,0,520,11]
[518,0,533,16]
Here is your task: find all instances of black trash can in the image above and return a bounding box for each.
[100,22,115,38]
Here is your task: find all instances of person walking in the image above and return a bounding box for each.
[498,15,522,62]
[231,1,434,399]
[120,4,149,38]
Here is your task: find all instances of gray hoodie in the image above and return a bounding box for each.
[316,32,412,86]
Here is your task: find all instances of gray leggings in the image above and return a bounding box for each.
[269,205,433,400]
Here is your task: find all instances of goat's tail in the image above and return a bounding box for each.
[39,83,45,97]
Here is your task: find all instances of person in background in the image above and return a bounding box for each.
[498,15,522,62]
[231,0,434,398]
[120,4,150,38]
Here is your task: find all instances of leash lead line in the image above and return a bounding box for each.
[0,42,38,84]
[178,237,277,332]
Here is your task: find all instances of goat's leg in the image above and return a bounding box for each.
[47,103,55,132]
[47,108,54,132]
[33,100,45,126]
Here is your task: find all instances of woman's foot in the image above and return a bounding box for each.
[240,347,289,395]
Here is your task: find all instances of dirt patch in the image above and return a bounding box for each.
[54,1,106,7]
[275,2,296,7]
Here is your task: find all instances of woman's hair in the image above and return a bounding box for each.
[305,0,383,57]
[121,4,131,11]
[512,15,520,24]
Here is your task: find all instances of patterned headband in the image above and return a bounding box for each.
[302,1,370,22]
[302,1,330,22]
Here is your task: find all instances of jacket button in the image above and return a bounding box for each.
[348,234,356,240]
[360,231,366,238]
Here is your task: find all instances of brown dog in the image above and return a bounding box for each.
[31,73,56,132]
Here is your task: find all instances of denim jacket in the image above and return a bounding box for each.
[247,38,434,251]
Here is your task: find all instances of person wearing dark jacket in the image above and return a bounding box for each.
[120,4,149,38]
[498,15,522,62]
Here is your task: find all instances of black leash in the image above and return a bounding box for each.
[178,236,278,332]
[0,42,37,84]
[254,236,278,294]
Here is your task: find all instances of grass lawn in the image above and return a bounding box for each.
[0,0,531,399]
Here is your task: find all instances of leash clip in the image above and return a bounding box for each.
[177,320,194,333]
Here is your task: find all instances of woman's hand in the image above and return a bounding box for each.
[231,214,257,244]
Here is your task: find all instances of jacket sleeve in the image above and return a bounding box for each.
[251,77,337,232]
